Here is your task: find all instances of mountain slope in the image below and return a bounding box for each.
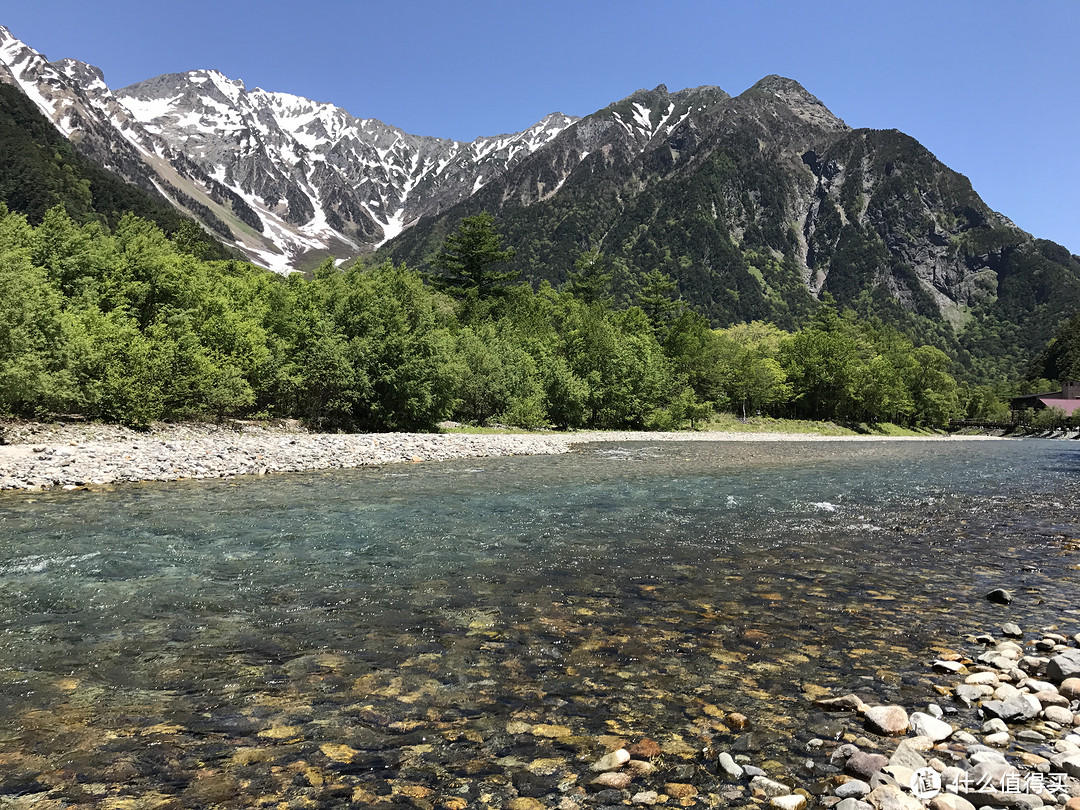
[0,81,228,257]
[383,78,1080,379]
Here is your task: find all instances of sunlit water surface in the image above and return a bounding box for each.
[1,439,1079,805]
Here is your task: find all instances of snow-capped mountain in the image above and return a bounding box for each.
[0,25,578,271]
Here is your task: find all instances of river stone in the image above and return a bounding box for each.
[591,771,632,790]
[995,683,1022,701]
[1002,623,1024,638]
[750,776,792,798]
[934,659,966,674]
[866,783,923,810]
[911,712,953,742]
[771,796,807,810]
[983,718,1009,734]
[718,752,744,780]
[1056,754,1080,779]
[983,694,1042,722]
[929,795,977,810]
[1035,690,1070,709]
[631,791,659,805]
[956,684,990,705]
[966,792,1044,810]
[966,672,1000,685]
[1060,678,1080,700]
[986,588,1013,604]
[1048,651,1080,684]
[836,801,873,810]
[889,742,928,771]
[966,759,1020,791]
[830,743,860,767]
[865,705,909,736]
[845,752,888,780]
[984,731,1011,747]
[835,780,871,799]
[816,694,868,712]
[591,749,630,772]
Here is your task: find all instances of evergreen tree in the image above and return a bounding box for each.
[429,212,518,298]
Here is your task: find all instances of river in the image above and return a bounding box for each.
[0,438,1077,806]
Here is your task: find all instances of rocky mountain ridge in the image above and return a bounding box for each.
[0,25,578,270]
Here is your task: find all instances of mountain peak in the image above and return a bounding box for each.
[739,74,848,132]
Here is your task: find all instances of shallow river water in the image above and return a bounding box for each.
[1,439,1079,808]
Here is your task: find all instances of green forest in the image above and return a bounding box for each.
[0,205,1019,431]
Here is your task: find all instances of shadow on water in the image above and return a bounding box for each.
[0,439,1079,804]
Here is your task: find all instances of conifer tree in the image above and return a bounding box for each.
[429,212,517,298]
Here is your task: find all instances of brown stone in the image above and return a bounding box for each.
[627,737,662,758]
[626,759,656,777]
[507,800,546,810]
[1061,678,1080,701]
[664,783,698,799]
[864,705,909,736]
[592,772,633,790]
[728,712,749,729]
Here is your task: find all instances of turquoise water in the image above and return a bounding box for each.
[1,439,1078,805]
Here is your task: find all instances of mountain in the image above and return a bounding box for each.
[3,24,1079,379]
[383,78,1080,379]
[0,25,575,271]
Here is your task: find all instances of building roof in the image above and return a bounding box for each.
[1035,398,1080,416]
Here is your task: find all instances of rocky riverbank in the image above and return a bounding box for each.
[0,420,1003,491]
[679,612,1080,810]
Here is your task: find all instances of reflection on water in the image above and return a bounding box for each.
[1,439,1079,806]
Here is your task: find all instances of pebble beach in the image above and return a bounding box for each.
[0,420,1003,491]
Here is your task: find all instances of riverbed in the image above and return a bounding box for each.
[0,438,1077,807]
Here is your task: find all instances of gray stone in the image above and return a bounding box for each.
[984,694,1042,722]
[845,751,889,780]
[718,751,744,780]
[591,748,630,772]
[983,718,1009,734]
[1056,754,1080,779]
[935,659,966,673]
[888,742,928,772]
[815,694,869,712]
[835,780,871,799]
[1047,706,1077,725]
[987,588,1014,605]
[750,775,792,798]
[966,759,1020,791]
[1049,652,1080,685]
[929,796,977,810]
[835,800,873,810]
[911,711,954,742]
[1002,623,1024,638]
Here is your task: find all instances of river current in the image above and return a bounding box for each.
[1,439,1078,806]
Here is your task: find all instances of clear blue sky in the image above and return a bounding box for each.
[5,1,1079,254]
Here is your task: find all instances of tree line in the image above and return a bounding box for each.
[0,206,995,430]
